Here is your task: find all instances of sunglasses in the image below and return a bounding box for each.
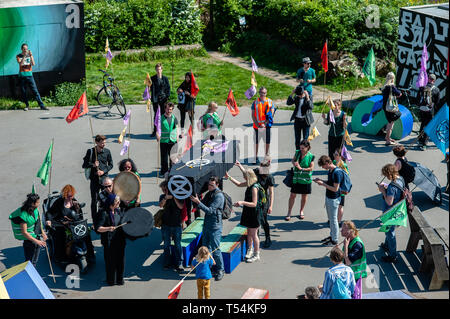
[104,184,113,188]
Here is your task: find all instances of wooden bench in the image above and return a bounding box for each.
[241,287,269,299]
[220,224,248,274]
[171,217,204,267]
[406,207,449,290]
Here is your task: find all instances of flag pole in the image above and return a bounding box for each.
[89,117,98,164]
[128,113,131,159]
[47,139,54,197]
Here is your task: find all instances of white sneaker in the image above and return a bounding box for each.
[245,246,254,259]
[247,251,260,263]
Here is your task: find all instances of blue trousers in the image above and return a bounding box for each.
[20,76,44,107]
[162,226,183,267]
[384,226,397,258]
[202,228,224,273]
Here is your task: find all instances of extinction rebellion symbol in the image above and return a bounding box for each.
[436,120,449,143]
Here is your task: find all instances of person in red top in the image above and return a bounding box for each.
[251,87,275,163]
[16,44,48,111]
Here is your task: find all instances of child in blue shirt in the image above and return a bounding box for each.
[192,246,215,299]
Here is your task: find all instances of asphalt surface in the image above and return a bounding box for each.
[0,103,448,299]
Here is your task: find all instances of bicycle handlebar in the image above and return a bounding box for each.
[98,69,110,77]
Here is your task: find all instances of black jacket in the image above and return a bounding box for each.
[82,147,113,180]
[46,197,83,224]
[96,208,126,247]
[287,94,313,124]
[151,75,170,103]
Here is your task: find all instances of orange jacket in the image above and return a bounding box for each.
[252,98,274,129]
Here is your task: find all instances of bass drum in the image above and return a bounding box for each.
[113,171,141,202]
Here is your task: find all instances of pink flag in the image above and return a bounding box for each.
[106,49,113,61]
[329,109,335,124]
[416,43,429,88]
[120,140,130,156]
[143,86,150,100]
[123,110,131,126]
[245,85,257,99]
[251,56,258,73]
[155,106,161,136]
[341,145,352,162]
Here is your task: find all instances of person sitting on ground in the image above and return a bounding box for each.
[319,247,355,299]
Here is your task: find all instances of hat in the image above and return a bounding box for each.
[303,57,312,64]
[105,194,117,207]
[258,156,271,175]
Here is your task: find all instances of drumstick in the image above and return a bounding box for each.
[115,221,131,229]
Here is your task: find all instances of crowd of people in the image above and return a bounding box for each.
[8,57,447,299]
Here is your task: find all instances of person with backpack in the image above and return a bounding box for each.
[319,247,355,299]
[377,164,406,263]
[380,72,402,146]
[315,155,348,246]
[227,168,264,263]
[333,149,349,227]
[392,145,415,189]
[190,176,225,281]
[416,74,441,150]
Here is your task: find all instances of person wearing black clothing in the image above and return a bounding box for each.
[379,72,402,146]
[98,177,114,212]
[287,86,313,150]
[160,192,184,272]
[416,74,441,150]
[82,135,113,223]
[46,185,95,264]
[392,145,415,190]
[151,63,171,137]
[177,72,195,133]
[96,194,126,286]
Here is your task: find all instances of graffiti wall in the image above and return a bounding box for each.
[396,6,448,107]
[0,1,85,98]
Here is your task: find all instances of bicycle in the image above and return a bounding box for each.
[397,86,421,134]
[96,69,126,117]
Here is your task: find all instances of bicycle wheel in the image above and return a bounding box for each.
[96,85,114,107]
[112,86,127,117]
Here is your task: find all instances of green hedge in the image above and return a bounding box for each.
[84,0,203,52]
[210,0,439,63]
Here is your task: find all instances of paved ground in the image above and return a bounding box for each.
[0,104,448,299]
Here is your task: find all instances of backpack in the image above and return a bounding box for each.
[386,86,399,113]
[335,168,352,195]
[331,273,351,299]
[221,191,233,220]
[254,183,268,212]
[391,181,414,214]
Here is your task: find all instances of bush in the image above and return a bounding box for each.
[46,81,86,106]
[84,0,203,52]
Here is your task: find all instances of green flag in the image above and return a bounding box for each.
[37,141,53,186]
[378,199,408,232]
[32,183,36,194]
[362,47,376,86]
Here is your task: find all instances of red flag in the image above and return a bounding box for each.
[190,71,199,98]
[168,280,183,299]
[66,92,88,123]
[225,88,239,116]
[183,125,193,154]
[321,41,328,73]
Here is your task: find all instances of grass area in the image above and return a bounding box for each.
[85,54,293,107]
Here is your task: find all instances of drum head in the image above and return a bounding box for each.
[121,207,154,239]
[113,171,141,202]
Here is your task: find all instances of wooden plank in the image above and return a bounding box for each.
[431,244,449,281]
[410,207,430,229]
[434,227,449,249]
[241,288,269,299]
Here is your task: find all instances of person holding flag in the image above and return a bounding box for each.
[322,99,347,159]
[9,193,47,267]
[150,63,171,137]
[296,57,316,102]
[416,74,441,150]
[377,164,406,263]
[251,87,275,162]
[177,72,196,134]
[157,102,179,176]
[82,135,113,222]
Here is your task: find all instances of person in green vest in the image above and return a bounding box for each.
[286,139,315,221]
[157,102,179,176]
[9,193,48,266]
[341,220,367,298]
[200,101,223,140]
[333,149,349,228]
